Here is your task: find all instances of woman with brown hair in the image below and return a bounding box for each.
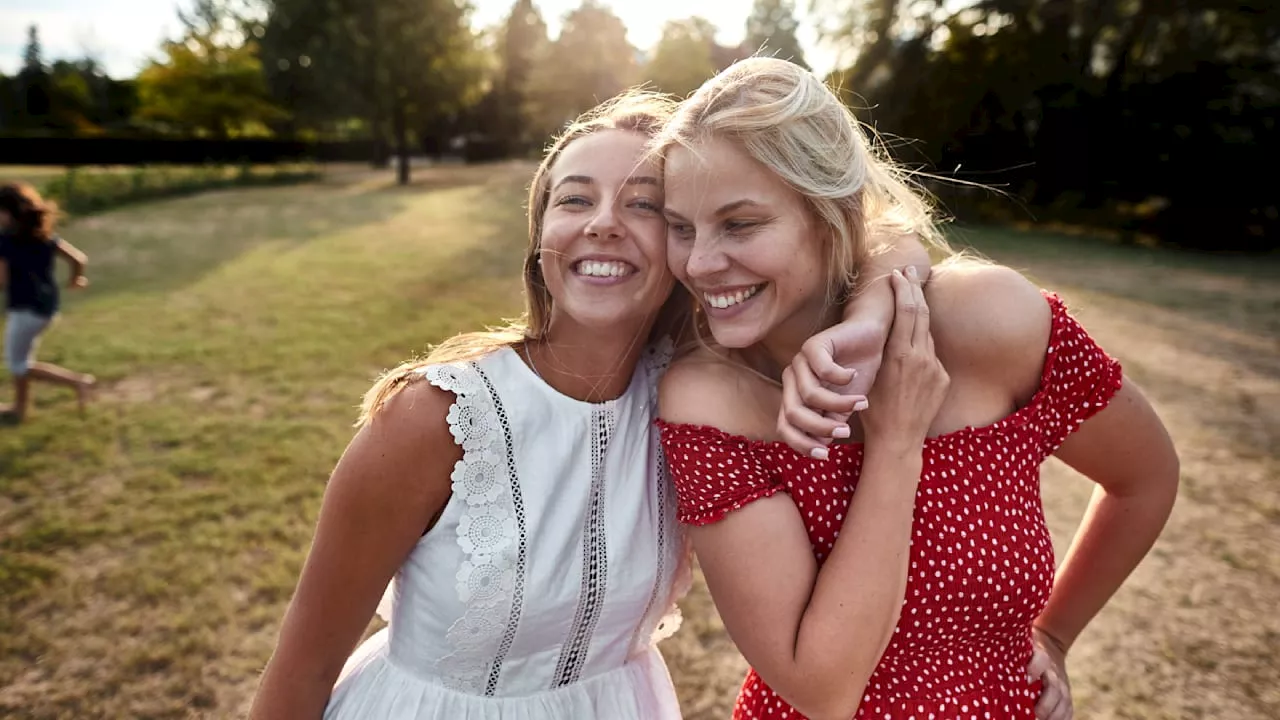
[0,182,95,422]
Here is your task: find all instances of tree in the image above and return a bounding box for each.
[48,61,95,132]
[22,25,43,72]
[744,0,809,70]
[492,0,549,152]
[814,0,1280,249]
[643,18,718,97]
[260,0,485,183]
[17,25,52,125]
[136,29,283,136]
[526,1,637,139]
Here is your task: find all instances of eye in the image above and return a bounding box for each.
[554,195,590,207]
[725,221,758,234]
[631,198,661,212]
[668,223,694,239]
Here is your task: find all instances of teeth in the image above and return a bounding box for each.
[576,260,633,278]
[704,285,763,309]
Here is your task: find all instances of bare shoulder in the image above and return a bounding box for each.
[659,347,779,440]
[927,260,1053,401]
[335,372,461,506]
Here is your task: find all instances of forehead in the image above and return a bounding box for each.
[663,137,792,212]
[550,129,657,183]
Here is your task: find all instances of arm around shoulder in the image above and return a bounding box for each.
[249,376,460,720]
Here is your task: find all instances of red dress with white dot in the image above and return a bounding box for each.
[658,292,1123,720]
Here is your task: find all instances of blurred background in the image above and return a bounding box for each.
[0,0,1276,718]
[3,0,1277,248]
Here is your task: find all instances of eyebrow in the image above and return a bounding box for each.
[552,175,661,190]
[664,198,762,222]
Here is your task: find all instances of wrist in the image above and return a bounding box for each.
[862,438,925,477]
[1033,622,1072,655]
[839,299,893,335]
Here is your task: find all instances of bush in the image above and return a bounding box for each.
[38,164,322,216]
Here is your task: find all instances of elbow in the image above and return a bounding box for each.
[789,686,867,720]
[775,671,870,720]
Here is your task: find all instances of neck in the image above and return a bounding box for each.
[526,317,653,403]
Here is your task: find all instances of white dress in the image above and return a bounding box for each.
[324,342,691,720]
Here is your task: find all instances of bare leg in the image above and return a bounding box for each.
[26,362,96,415]
[5,374,31,421]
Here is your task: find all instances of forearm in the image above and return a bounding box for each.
[250,608,356,720]
[842,233,932,327]
[780,444,922,717]
[249,661,333,720]
[1034,480,1177,650]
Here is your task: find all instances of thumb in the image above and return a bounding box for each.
[803,337,855,386]
[1026,647,1052,682]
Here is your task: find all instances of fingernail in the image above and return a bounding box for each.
[831,425,851,439]
[853,399,869,412]
[810,447,829,461]
[906,266,918,280]
[892,268,903,278]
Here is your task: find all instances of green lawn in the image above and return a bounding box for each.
[0,163,534,717]
[0,163,1275,719]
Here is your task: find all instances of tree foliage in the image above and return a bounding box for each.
[745,0,809,69]
[260,0,485,181]
[644,18,719,97]
[819,0,1280,249]
[525,1,637,139]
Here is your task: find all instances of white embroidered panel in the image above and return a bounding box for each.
[425,362,521,694]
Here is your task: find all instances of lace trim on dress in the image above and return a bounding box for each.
[421,361,527,695]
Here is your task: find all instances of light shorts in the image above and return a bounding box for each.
[4,309,53,376]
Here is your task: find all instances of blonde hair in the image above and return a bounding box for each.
[358,90,682,427]
[653,56,955,310]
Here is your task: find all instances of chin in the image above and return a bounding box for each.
[562,302,649,334]
[705,324,764,350]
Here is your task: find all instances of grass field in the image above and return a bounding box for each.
[0,163,1275,719]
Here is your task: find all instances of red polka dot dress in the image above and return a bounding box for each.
[658,292,1123,720]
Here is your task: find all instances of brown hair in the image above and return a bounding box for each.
[0,182,59,242]
[358,90,686,427]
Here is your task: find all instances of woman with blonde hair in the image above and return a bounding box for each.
[250,87,929,719]
[657,57,1179,720]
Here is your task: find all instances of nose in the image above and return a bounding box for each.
[584,201,623,240]
[685,235,730,279]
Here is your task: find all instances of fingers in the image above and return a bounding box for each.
[791,352,863,417]
[1035,675,1072,720]
[886,268,917,354]
[779,366,862,458]
[1029,648,1073,720]
[907,265,930,350]
[1026,648,1052,682]
[799,336,856,387]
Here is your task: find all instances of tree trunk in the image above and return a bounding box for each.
[370,99,389,169]
[394,98,410,186]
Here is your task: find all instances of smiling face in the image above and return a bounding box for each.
[663,136,833,353]
[538,129,675,337]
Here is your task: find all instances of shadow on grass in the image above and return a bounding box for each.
[952,224,1280,343]
[56,165,509,304]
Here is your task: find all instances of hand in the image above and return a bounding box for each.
[858,266,949,448]
[68,274,89,290]
[777,319,885,455]
[1028,627,1073,720]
